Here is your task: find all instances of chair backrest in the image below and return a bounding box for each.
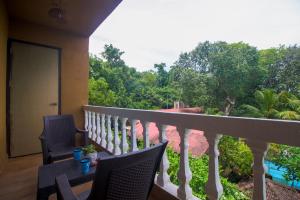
[43,115,76,151]
[87,141,168,200]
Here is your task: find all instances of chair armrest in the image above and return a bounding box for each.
[76,128,88,134]
[76,128,89,146]
[39,133,50,165]
[55,174,78,200]
[39,134,45,141]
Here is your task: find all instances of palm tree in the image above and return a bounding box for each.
[277,91,300,120]
[240,89,300,120]
[240,89,279,118]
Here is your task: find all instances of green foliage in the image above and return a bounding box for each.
[260,46,300,95]
[267,144,300,185]
[89,43,300,115]
[238,89,279,118]
[89,45,180,109]
[218,136,253,181]
[167,148,248,200]
[171,67,215,107]
[88,78,117,106]
[172,41,264,115]
[102,44,125,67]
[82,144,97,154]
[154,63,169,87]
[89,42,300,195]
[205,107,224,115]
[238,89,300,120]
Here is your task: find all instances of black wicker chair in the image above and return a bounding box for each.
[55,141,168,200]
[40,115,89,165]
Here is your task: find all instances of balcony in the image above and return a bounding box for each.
[0,105,299,200]
[83,105,300,200]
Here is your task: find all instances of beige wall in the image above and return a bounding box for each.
[0,0,8,173]
[9,20,89,128]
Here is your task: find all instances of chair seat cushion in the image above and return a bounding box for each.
[49,146,74,161]
[77,190,91,200]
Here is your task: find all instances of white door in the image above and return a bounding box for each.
[9,41,60,157]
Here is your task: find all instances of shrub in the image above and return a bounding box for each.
[218,136,253,181]
[167,148,248,200]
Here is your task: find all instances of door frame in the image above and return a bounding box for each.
[6,39,62,157]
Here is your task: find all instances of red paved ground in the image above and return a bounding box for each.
[135,108,209,156]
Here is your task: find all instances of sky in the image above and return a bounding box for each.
[89,0,300,71]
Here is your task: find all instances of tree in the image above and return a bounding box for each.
[259,46,300,96]
[88,78,117,106]
[238,89,279,118]
[101,44,125,67]
[278,46,300,95]
[171,67,214,107]
[258,47,286,90]
[154,63,169,87]
[238,89,300,119]
[210,42,261,115]
[173,41,263,115]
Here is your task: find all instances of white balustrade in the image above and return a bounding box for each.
[121,118,128,154]
[87,111,92,138]
[100,114,106,148]
[130,119,138,152]
[96,113,101,144]
[141,121,150,148]
[246,140,269,200]
[113,116,121,155]
[205,132,223,200]
[92,112,96,141]
[83,105,300,200]
[156,124,171,187]
[84,110,88,131]
[106,115,113,152]
[177,127,193,200]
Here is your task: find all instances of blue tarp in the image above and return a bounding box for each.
[265,160,300,189]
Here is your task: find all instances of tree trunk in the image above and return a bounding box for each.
[224,97,235,116]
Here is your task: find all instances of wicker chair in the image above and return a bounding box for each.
[55,141,168,200]
[40,115,89,165]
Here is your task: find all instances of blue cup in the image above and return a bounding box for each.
[73,148,82,160]
[80,159,90,175]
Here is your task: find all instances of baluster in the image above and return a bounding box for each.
[106,115,113,152]
[141,121,150,149]
[156,124,171,187]
[121,118,128,154]
[84,110,88,131]
[205,132,223,200]
[88,111,92,138]
[92,112,96,141]
[100,114,107,148]
[96,113,101,144]
[113,116,121,155]
[246,140,269,200]
[177,127,193,200]
[130,119,138,152]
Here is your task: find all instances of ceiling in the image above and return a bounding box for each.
[5,0,122,37]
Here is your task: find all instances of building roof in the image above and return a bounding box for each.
[135,108,208,156]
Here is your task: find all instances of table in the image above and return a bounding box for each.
[37,152,110,200]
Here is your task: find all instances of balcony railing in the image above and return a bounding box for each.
[83,105,300,200]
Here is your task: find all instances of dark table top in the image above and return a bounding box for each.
[37,151,111,197]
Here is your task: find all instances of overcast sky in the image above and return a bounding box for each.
[89,0,300,71]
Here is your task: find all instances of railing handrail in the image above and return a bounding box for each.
[83,105,300,147]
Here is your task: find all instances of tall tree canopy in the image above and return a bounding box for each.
[172,41,264,115]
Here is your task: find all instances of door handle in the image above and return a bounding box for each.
[49,102,58,106]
